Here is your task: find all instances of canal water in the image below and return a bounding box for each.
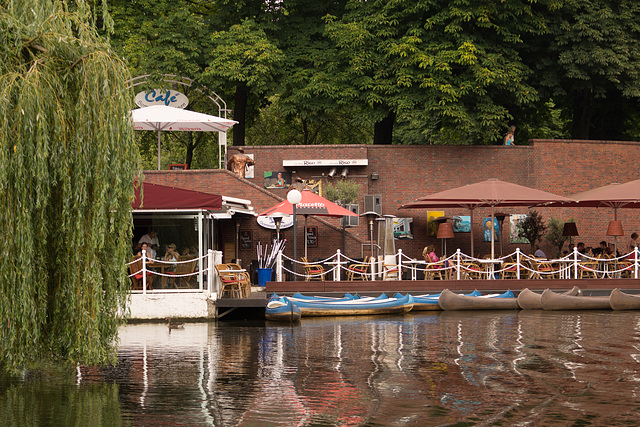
[2,310,640,426]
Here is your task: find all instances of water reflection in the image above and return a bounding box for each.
[3,311,640,425]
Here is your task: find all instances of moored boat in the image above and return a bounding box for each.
[266,296,302,322]
[609,288,640,310]
[540,288,611,310]
[438,289,518,311]
[517,286,582,310]
[406,290,482,311]
[292,294,414,317]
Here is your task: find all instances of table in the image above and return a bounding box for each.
[404,259,426,281]
[148,261,173,288]
[549,259,575,279]
[325,260,348,281]
[476,259,503,280]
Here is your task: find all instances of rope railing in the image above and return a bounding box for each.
[270,246,640,281]
[128,250,208,293]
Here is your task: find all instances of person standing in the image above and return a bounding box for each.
[503,125,516,146]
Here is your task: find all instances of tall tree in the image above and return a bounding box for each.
[0,0,139,372]
[325,0,545,144]
[523,0,640,139]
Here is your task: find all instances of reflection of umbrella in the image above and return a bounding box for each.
[400,179,573,258]
[258,190,358,258]
[131,105,238,170]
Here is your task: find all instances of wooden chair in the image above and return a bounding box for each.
[423,258,446,280]
[346,257,370,281]
[167,258,198,288]
[129,256,154,290]
[227,263,251,297]
[381,257,400,280]
[579,260,599,279]
[460,262,483,280]
[215,263,242,298]
[529,258,558,279]
[301,257,325,281]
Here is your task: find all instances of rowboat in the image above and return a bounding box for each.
[438,289,518,311]
[517,286,582,310]
[265,296,302,322]
[609,288,640,310]
[540,288,611,310]
[405,290,482,311]
[287,293,364,303]
[291,294,414,317]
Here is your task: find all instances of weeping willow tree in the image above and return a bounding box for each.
[0,1,140,372]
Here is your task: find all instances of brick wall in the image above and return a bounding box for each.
[142,139,640,263]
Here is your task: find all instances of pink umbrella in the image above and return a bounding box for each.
[400,179,573,257]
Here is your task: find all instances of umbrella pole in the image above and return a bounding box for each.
[304,215,308,260]
[470,209,475,257]
[491,206,495,260]
[157,130,161,170]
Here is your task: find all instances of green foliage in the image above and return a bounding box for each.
[517,211,547,253]
[545,217,572,258]
[322,180,361,205]
[0,0,139,372]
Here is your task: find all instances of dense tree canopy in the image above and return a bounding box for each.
[0,0,139,372]
[106,0,640,165]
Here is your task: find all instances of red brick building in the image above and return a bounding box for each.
[142,139,640,266]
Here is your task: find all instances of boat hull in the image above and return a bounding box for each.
[517,286,582,310]
[294,294,414,317]
[438,289,519,311]
[540,289,611,310]
[609,288,640,310]
[265,297,302,322]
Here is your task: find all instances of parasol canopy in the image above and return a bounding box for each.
[400,179,573,257]
[258,189,358,259]
[131,105,238,170]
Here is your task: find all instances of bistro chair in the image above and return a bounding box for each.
[215,263,242,298]
[129,256,154,290]
[301,257,325,281]
[380,256,400,280]
[167,258,198,289]
[346,256,370,281]
[529,258,558,279]
[227,263,251,297]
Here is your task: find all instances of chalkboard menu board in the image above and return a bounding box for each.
[240,230,252,250]
[306,226,317,248]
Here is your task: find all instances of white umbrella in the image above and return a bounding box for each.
[131,105,238,170]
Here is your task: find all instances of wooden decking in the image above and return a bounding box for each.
[265,278,640,294]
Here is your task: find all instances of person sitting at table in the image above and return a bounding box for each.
[136,242,153,260]
[422,245,440,264]
[534,245,547,259]
[163,243,179,271]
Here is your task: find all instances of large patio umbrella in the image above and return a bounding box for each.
[546,178,640,255]
[400,179,574,258]
[131,105,238,170]
[258,189,358,259]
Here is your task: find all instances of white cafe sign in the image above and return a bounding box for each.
[282,159,368,167]
[135,89,189,109]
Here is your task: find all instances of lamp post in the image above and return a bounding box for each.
[287,189,302,275]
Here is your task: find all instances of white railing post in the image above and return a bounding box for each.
[334,250,341,281]
[370,256,376,281]
[142,250,148,295]
[573,247,579,279]
[207,250,214,292]
[276,250,283,282]
[635,246,639,279]
[516,248,521,280]
[398,249,403,281]
[456,249,461,280]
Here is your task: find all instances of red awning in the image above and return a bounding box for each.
[132,182,223,210]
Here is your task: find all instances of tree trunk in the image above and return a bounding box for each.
[373,111,396,145]
[233,85,248,146]
[571,88,591,139]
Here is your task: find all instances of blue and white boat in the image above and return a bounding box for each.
[265,296,301,322]
[289,293,414,317]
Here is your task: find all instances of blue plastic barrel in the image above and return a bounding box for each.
[257,268,273,287]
